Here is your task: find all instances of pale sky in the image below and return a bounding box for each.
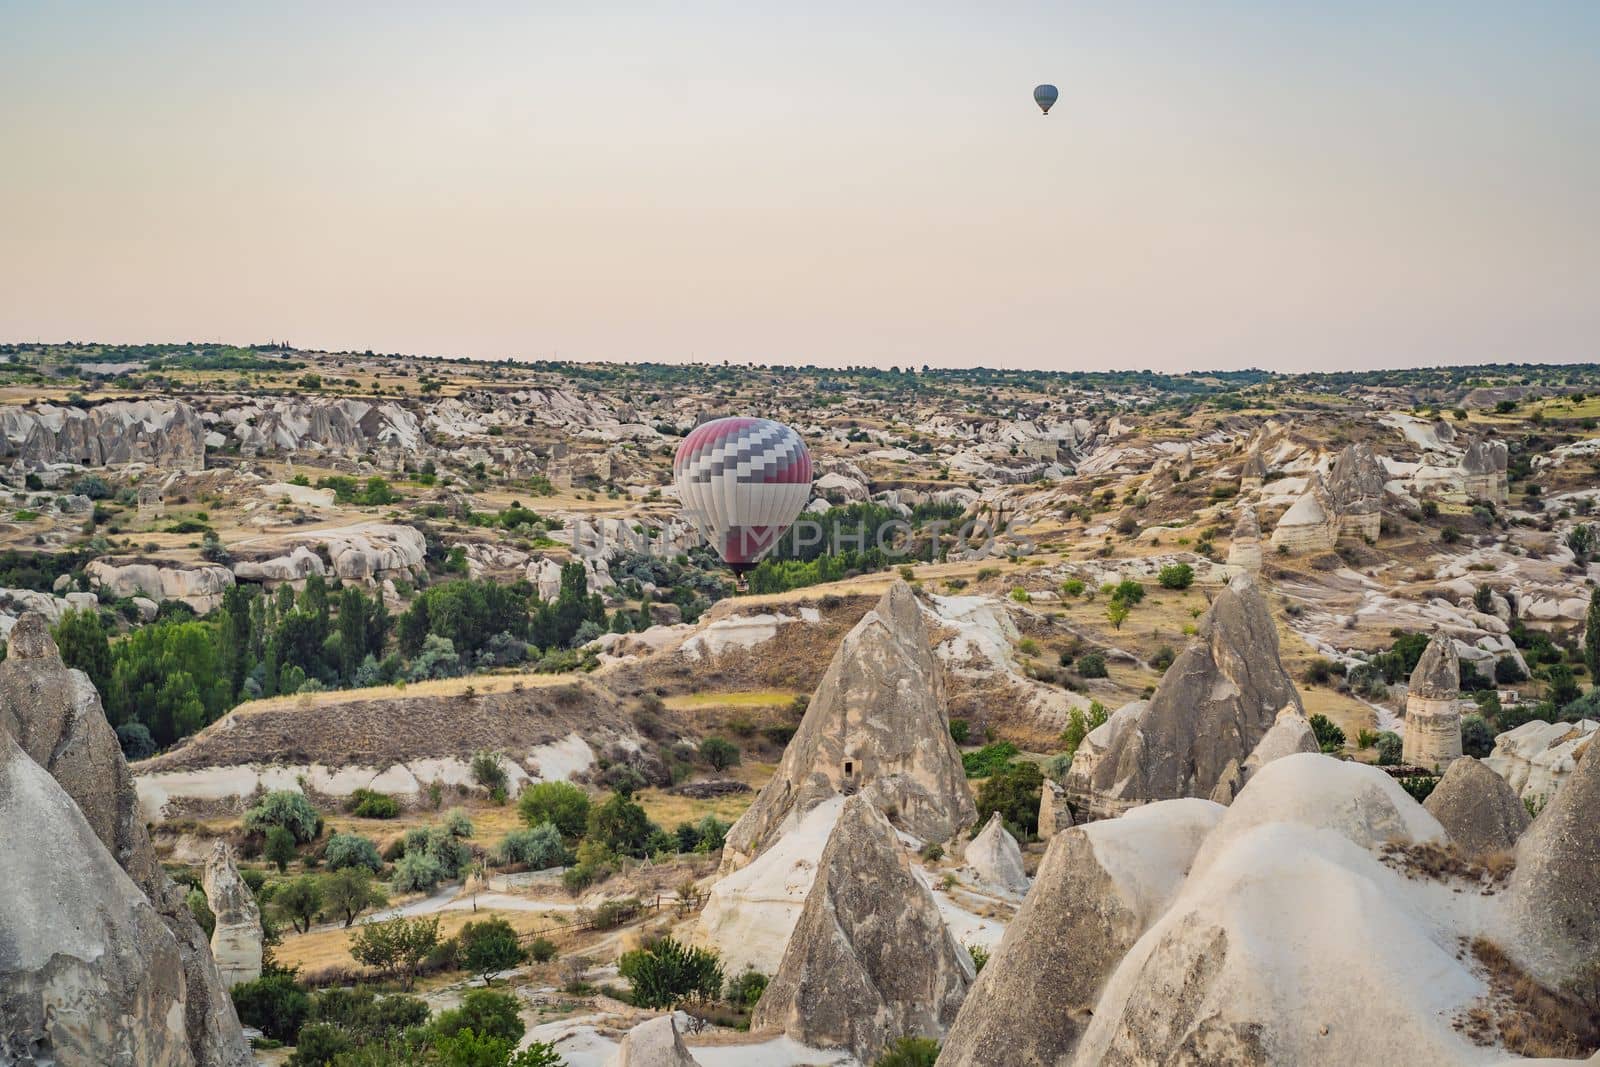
[2,2,1596,372]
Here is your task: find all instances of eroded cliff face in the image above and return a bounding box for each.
[721,580,974,872]
[750,797,972,1063]
[0,400,207,470]
[1066,573,1303,819]
[0,613,251,1067]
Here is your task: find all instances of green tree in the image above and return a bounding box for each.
[349,915,440,991]
[53,607,111,698]
[586,792,659,858]
[1309,714,1346,754]
[230,972,310,1043]
[457,918,525,986]
[699,737,740,772]
[324,832,383,873]
[1059,701,1109,758]
[276,875,324,934]
[244,791,322,843]
[1106,599,1130,630]
[323,868,385,927]
[618,937,725,1008]
[107,620,231,744]
[976,760,1044,837]
[264,826,298,873]
[517,780,591,838]
[1460,714,1495,759]
[1375,731,1403,765]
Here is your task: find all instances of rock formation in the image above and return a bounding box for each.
[1239,448,1267,492]
[0,614,250,1067]
[1326,442,1387,542]
[1422,756,1529,857]
[1208,708,1319,804]
[203,842,263,988]
[1508,741,1600,987]
[229,522,426,585]
[608,1015,703,1067]
[1226,505,1263,574]
[86,558,236,613]
[1401,631,1462,771]
[940,800,1223,1067]
[721,580,975,872]
[1484,718,1597,805]
[0,399,206,470]
[1269,471,1339,553]
[0,726,196,1066]
[1065,574,1303,819]
[963,812,1028,895]
[1037,778,1073,842]
[751,797,972,1063]
[1460,437,1510,504]
[222,397,422,462]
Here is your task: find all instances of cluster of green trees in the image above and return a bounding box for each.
[232,972,562,1066]
[745,501,968,595]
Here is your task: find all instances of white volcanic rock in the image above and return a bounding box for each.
[721,581,974,872]
[1037,778,1074,842]
[607,1015,703,1067]
[230,544,326,583]
[941,799,1224,1067]
[203,843,262,988]
[696,797,844,975]
[1270,470,1339,553]
[0,399,206,470]
[226,398,422,457]
[85,559,235,613]
[1424,757,1530,858]
[750,797,972,1063]
[0,614,250,1066]
[230,523,425,583]
[1209,709,1318,804]
[0,727,196,1066]
[1507,741,1600,987]
[963,812,1029,895]
[1484,719,1597,805]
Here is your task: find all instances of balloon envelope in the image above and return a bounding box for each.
[673,417,812,570]
[1033,83,1058,114]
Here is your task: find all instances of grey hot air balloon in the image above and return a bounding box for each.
[1034,83,1058,115]
[673,417,813,581]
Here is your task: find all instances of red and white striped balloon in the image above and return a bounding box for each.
[673,417,813,570]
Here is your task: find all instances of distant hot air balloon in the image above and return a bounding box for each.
[1033,84,1058,115]
[674,417,812,582]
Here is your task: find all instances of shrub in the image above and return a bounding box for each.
[186,886,215,938]
[1157,563,1194,590]
[457,918,525,986]
[725,968,769,1009]
[1461,714,1495,758]
[1309,713,1346,753]
[967,944,990,973]
[517,780,591,838]
[976,760,1043,837]
[1061,579,1086,597]
[1059,701,1109,757]
[470,750,509,796]
[231,972,311,1042]
[347,787,399,819]
[619,936,725,1008]
[390,850,446,894]
[699,736,741,772]
[244,791,322,843]
[442,807,475,839]
[286,1022,352,1066]
[1150,645,1176,671]
[1111,578,1145,605]
[115,721,157,761]
[962,742,1019,778]
[1375,731,1403,765]
[1076,652,1108,678]
[493,823,570,869]
[324,833,383,873]
[874,1037,941,1067]
[948,718,970,744]
[527,937,558,964]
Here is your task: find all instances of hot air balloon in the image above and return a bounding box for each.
[1033,84,1058,115]
[674,417,812,584]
